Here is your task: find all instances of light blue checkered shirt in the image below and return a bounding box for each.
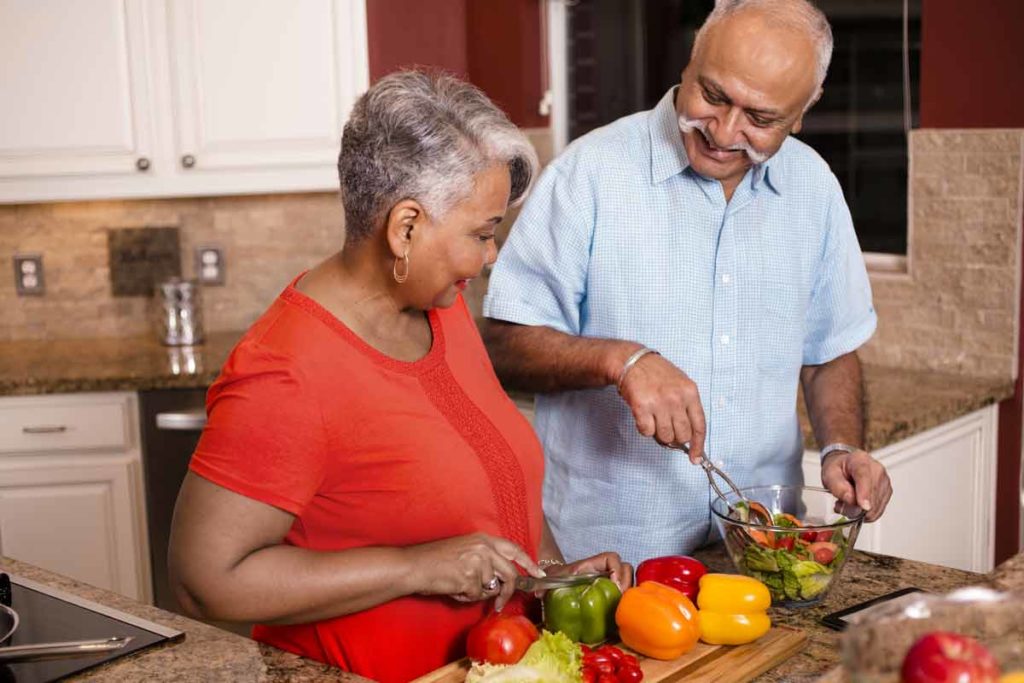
[484,88,876,566]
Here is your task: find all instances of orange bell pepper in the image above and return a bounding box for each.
[615,581,700,660]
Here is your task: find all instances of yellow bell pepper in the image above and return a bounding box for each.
[696,573,772,645]
[615,581,700,660]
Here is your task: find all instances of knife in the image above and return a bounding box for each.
[514,571,611,592]
[0,636,132,663]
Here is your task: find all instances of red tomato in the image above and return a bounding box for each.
[581,644,593,655]
[808,541,839,564]
[582,668,598,683]
[620,653,639,669]
[465,612,539,665]
[901,632,1000,683]
[597,644,624,664]
[617,664,644,682]
[584,652,612,667]
[799,530,818,543]
[775,535,796,551]
[598,674,618,683]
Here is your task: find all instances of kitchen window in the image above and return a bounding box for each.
[561,0,920,256]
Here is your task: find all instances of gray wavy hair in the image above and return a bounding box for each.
[694,0,834,98]
[338,70,539,242]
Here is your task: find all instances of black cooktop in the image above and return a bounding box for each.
[1,574,183,683]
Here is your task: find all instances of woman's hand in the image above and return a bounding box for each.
[549,552,634,594]
[403,533,544,612]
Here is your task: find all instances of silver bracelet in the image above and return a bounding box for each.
[819,442,859,463]
[617,347,659,393]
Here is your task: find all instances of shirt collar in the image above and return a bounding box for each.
[648,86,787,196]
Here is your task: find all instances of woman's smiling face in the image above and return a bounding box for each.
[410,162,510,310]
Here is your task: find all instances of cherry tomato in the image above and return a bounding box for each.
[584,652,612,667]
[465,612,539,665]
[598,674,618,683]
[618,664,644,683]
[597,644,624,664]
[775,535,796,551]
[619,653,639,669]
[581,644,593,655]
[582,668,597,683]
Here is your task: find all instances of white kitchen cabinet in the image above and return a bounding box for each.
[0,0,368,203]
[0,393,151,602]
[0,0,157,186]
[803,405,998,572]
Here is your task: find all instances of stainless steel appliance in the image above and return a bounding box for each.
[138,389,207,616]
[0,573,182,682]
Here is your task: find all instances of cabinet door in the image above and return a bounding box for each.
[0,0,155,196]
[165,0,368,184]
[803,406,997,572]
[0,455,148,601]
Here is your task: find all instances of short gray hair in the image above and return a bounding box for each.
[693,0,833,97]
[338,70,539,242]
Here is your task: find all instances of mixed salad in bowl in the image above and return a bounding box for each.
[710,485,864,607]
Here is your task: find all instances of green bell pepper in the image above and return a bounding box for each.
[542,577,622,645]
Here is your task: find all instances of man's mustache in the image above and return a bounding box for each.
[678,116,770,165]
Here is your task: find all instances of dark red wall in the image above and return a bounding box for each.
[364,0,546,128]
[365,0,469,78]
[921,0,1024,562]
[466,0,547,128]
[920,0,1024,128]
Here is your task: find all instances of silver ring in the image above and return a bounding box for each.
[483,576,500,591]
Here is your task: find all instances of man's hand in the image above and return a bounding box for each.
[618,353,707,463]
[820,450,892,522]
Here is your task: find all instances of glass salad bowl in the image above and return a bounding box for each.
[710,484,865,608]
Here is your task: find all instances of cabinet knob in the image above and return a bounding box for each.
[135,157,151,172]
[181,154,196,169]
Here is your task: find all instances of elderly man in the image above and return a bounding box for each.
[482,0,893,565]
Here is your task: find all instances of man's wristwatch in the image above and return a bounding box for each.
[819,442,859,464]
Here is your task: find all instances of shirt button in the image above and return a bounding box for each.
[721,273,731,284]
[721,334,730,345]
[716,397,727,408]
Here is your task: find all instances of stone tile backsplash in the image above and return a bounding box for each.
[0,128,1021,383]
[0,193,344,340]
[858,130,1024,380]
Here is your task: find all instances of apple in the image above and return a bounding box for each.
[901,632,1000,683]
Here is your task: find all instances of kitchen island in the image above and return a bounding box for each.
[1,546,1007,682]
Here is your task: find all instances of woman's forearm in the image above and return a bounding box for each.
[178,544,420,624]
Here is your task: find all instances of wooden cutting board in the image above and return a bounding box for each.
[412,626,806,683]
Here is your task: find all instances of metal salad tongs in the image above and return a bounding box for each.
[661,442,773,525]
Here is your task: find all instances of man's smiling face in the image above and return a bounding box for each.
[676,9,820,193]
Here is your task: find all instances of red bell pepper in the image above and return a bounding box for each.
[634,555,707,603]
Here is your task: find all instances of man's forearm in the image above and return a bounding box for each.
[800,351,865,448]
[481,319,641,393]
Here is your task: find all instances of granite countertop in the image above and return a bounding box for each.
[0,332,239,395]
[2,548,1016,682]
[0,331,1014,450]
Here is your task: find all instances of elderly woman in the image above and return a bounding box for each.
[167,71,631,682]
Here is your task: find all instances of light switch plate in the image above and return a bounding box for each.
[196,245,225,285]
[13,254,45,296]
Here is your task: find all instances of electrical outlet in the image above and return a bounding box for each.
[196,246,225,285]
[13,254,45,296]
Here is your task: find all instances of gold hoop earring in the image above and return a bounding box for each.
[393,248,410,284]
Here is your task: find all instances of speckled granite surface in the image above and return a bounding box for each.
[5,548,1015,682]
[0,332,239,396]
[802,366,1014,451]
[0,331,1014,450]
[0,555,367,682]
